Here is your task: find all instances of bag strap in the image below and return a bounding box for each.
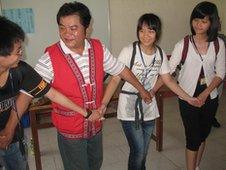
[156,45,163,65]
[129,41,138,69]
[119,41,138,88]
[181,35,219,65]
[130,42,163,68]
[181,35,190,65]
[172,35,190,75]
[103,41,138,82]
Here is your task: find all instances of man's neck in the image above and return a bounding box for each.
[70,41,85,55]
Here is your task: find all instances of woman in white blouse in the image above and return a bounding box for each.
[169,2,225,170]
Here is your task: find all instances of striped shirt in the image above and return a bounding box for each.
[35,39,125,83]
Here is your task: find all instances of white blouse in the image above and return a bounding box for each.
[169,37,225,99]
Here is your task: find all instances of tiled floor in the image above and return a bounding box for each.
[26,90,226,170]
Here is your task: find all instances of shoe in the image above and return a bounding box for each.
[212,117,221,128]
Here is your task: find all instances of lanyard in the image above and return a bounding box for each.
[137,43,156,84]
[191,36,209,62]
[191,36,208,77]
[138,43,156,67]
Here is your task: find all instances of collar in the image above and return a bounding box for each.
[59,39,91,56]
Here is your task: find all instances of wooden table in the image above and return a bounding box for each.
[29,86,176,170]
[29,104,53,170]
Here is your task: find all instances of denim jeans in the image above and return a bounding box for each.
[57,131,103,170]
[121,120,155,170]
[0,142,27,170]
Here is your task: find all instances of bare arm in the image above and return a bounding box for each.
[161,73,200,106]
[4,87,88,131]
[118,67,151,102]
[0,93,32,148]
[101,75,121,106]
[150,76,164,96]
[44,87,86,117]
[197,76,222,103]
[101,67,151,106]
[98,67,152,117]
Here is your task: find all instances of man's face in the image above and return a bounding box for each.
[0,41,22,70]
[58,15,87,52]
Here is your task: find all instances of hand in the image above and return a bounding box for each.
[140,90,152,104]
[87,110,102,122]
[187,97,203,107]
[0,127,14,149]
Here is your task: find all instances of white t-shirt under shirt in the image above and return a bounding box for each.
[117,43,170,121]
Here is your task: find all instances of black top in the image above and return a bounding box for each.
[0,61,50,143]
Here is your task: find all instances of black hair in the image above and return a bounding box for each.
[190,1,220,41]
[0,16,25,57]
[136,13,162,42]
[57,1,91,29]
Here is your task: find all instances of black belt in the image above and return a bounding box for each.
[121,90,144,129]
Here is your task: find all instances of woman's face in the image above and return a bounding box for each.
[192,16,211,35]
[138,23,156,47]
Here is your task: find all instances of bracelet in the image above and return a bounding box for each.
[85,109,92,119]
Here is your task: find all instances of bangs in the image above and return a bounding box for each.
[191,4,214,20]
[192,10,207,19]
[139,21,157,32]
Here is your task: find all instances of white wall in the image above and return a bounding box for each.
[0,1,2,15]
[1,0,110,66]
[109,0,225,56]
[221,0,226,33]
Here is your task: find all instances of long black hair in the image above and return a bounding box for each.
[190,1,220,41]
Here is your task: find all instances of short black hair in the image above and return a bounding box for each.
[136,13,162,42]
[190,1,220,41]
[0,16,25,57]
[57,1,91,29]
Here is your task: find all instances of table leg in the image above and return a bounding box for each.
[30,111,42,170]
[156,93,163,151]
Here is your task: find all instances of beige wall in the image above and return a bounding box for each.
[109,0,225,56]
[221,0,226,33]
[214,0,225,33]
[1,0,224,62]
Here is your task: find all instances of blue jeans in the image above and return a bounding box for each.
[0,142,27,170]
[57,131,103,170]
[121,120,155,170]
